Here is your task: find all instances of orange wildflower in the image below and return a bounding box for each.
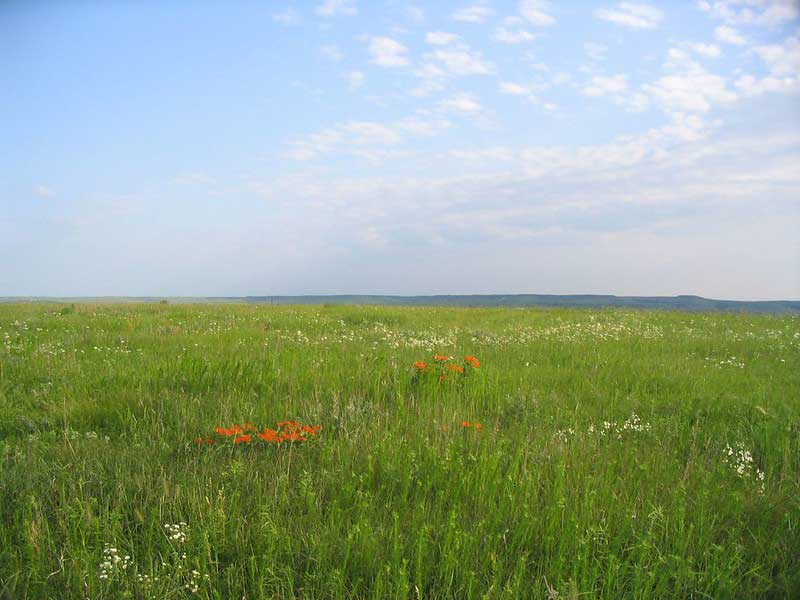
[448,363,464,373]
[465,355,480,368]
[233,434,251,444]
[434,354,450,362]
[258,428,280,443]
[413,361,428,371]
[474,422,482,430]
[194,436,203,445]
[461,421,471,427]
[300,425,322,435]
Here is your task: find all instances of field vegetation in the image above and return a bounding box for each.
[1,302,798,598]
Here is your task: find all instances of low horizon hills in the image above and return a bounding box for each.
[2,294,799,314]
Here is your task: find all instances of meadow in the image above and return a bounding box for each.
[0,302,798,599]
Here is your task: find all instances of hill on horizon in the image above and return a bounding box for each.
[3,294,799,314]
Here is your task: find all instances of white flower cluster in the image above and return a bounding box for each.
[621,413,651,433]
[724,442,765,494]
[136,572,158,585]
[164,522,189,543]
[705,356,745,369]
[66,429,110,442]
[587,413,652,439]
[554,428,575,443]
[98,545,132,579]
[186,569,210,594]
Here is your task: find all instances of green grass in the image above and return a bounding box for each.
[1,302,798,599]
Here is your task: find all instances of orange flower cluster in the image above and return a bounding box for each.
[412,354,480,382]
[461,421,482,430]
[196,421,321,447]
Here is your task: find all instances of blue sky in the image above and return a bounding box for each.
[2,0,799,299]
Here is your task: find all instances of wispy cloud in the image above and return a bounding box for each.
[644,63,736,113]
[346,70,365,90]
[368,37,410,67]
[689,43,721,58]
[320,44,344,62]
[316,0,357,17]
[493,18,537,44]
[754,36,800,77]
[583,74,628,96]
[595,3,663,29]
[425,31,460,46]
[452,2,495,23]
[272,8,301,25]
[714,25,746,46]
[34,185,54,198]
[440,92,484,114]
[519,0,556,26]
[286,114,450,161]
[698,0,798,27]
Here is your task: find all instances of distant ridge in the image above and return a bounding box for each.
[4,294,798,314]
[240,294,799,313]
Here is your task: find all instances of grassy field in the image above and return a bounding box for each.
[0,302,798,599]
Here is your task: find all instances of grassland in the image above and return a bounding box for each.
[0,302,798,599]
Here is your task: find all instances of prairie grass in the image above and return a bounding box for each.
[0,302,798,598]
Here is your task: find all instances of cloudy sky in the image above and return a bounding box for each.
[2,1,799,299]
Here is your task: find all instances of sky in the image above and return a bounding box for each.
[1,0,799,300]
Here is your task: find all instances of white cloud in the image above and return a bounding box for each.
[644,64,737,113]
[406,6,426,23]
[440,92,484,114]
[273,8,300,25]
[698,0,798,27]
[498,80,550,103]
[519,0,556,26]
[347,70,365,90]
[595,3,663,29]
[584,42,608,62]
[428,47,495,76]
[583,74,628,96]
[34,185,54,198]
[499,81,532,96]
[493,26,536,43]
[286,115,450,161]
[453,3,495,23]
[735,37,800,97]
[754,36,800,76]
[316,0,357,17]
[714,25,746,45]
[666,47,693,67]
[449,146,516,162]
[426,31,460,45]
[690,43,721,58]
[624,92,651,112]
[735,74,800,96]
[320,44,343,62]
[368,37,410,67]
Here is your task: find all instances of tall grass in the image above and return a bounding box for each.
[0,302,798,598]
